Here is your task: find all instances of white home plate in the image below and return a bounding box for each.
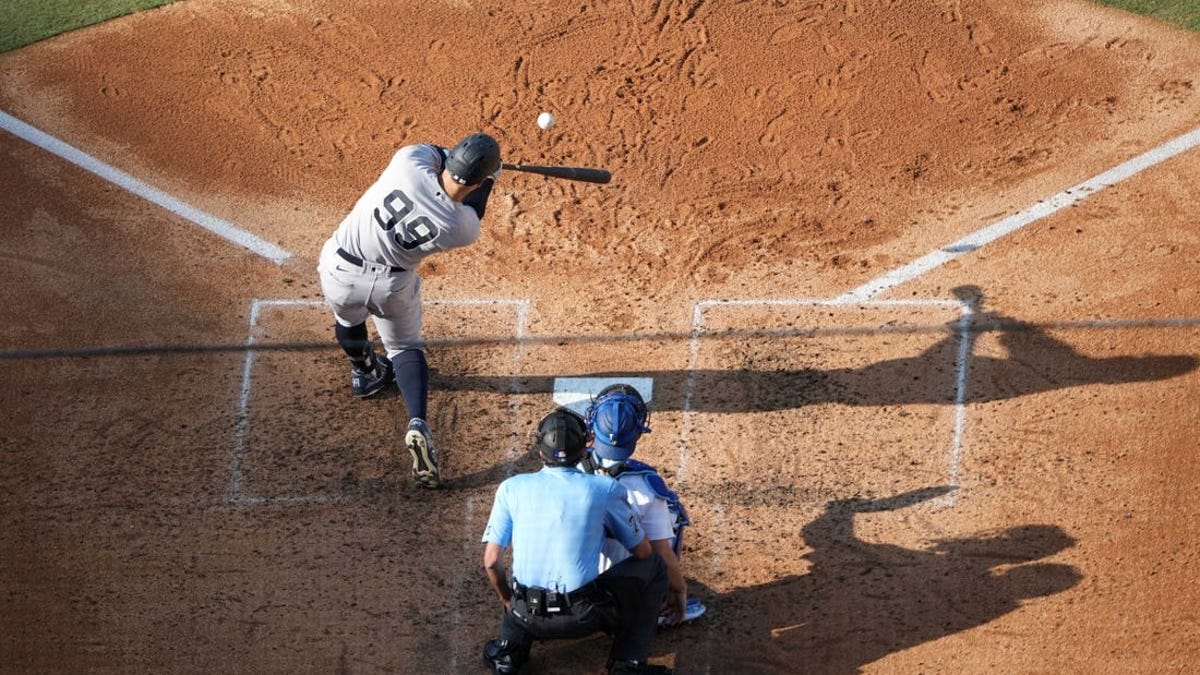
[553,377,654,416]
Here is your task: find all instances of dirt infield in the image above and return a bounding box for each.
[2,1,1199,673]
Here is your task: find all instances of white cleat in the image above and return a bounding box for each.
[404,418,441,489]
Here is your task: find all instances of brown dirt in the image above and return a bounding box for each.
[2,0,1199,672]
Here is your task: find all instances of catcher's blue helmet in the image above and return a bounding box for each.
[585,384,651,462]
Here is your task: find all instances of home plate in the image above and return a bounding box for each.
[553,377,654,416]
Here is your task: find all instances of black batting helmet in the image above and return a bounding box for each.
[533,408,590,467]
[445,133,501,185]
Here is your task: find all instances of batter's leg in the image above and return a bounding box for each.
[334,322,373,367]
[392,349,429,421]
[372,274,439,486]
[334,322,393,398]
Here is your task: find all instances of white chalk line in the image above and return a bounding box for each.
[227,298,531,506]
[838,125,1200,302]
[685,302,1199,671]
[681,297,964,477]
[8,76,1193,673]
[687,297,973,672]
[449,494,478,671]
[228,295,530,664]
[506,301,532,462]
[683,301,972,526]
[228,298,527,663]
[0,110,292,265]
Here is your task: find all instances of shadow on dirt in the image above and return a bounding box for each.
[435,287,1196,413]
[645,485,1081,674]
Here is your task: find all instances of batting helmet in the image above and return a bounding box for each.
[585,384,651,462]
[533,407,590,467]
[445,133,501,185]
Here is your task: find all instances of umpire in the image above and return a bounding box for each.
[481,408,672,675]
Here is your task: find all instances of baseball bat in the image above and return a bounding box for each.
[501,162,611,184]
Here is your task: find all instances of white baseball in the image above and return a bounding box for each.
[537,112,556,129]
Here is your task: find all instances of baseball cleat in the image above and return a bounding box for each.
[405,418,441,488]
[350,354,393,398]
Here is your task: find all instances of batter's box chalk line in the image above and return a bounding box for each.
[226,297,1199,509]
[682,297,973,509]
[227,298,530,506]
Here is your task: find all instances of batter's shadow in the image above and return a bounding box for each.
[433,295,1195,413]
[651,485,1082,674]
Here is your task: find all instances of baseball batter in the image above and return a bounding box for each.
[318,133,502,489]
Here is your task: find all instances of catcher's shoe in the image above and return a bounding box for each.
[350,354,392,398]
[405,418,441,488]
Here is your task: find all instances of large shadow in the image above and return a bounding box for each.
[656,486,1082,673]
[433,286,1195,413]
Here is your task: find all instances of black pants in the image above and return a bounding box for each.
[500,553,668,663]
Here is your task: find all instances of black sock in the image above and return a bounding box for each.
[392,350,429,420]
[334,322,372,368]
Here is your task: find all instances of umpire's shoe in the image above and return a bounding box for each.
[405,418,441,488]
[483,639,528,674]
[350,354,393,398]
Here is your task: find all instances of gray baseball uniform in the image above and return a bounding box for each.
[318,134,499,490]
[318,143,481,356]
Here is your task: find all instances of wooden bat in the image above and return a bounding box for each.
[501,162,611,184]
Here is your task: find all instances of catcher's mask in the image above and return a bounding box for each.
[533,408,590,467]
[445,133,501,185]
[585,384,651,463]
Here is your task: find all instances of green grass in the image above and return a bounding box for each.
[1094,0,1200,31]
[0,0,178,53]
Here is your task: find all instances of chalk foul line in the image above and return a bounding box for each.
[0,110,292,265]
[839,126,1200,302]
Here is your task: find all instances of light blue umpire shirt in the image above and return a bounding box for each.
[482,465,644,593]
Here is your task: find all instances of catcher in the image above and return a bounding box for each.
[582,383,706,627]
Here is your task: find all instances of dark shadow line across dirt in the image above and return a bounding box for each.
[6,322,1193,413]
[3,317,1196,359]
[441,288,1196,412]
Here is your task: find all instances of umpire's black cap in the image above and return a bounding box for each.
[534,408,589,466]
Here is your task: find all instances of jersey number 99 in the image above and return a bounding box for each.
[373,189,435,251]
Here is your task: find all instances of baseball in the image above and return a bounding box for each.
[537,112,556,129]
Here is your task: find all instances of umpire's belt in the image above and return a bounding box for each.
[337,247,406,273]
[512,582,607,616]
